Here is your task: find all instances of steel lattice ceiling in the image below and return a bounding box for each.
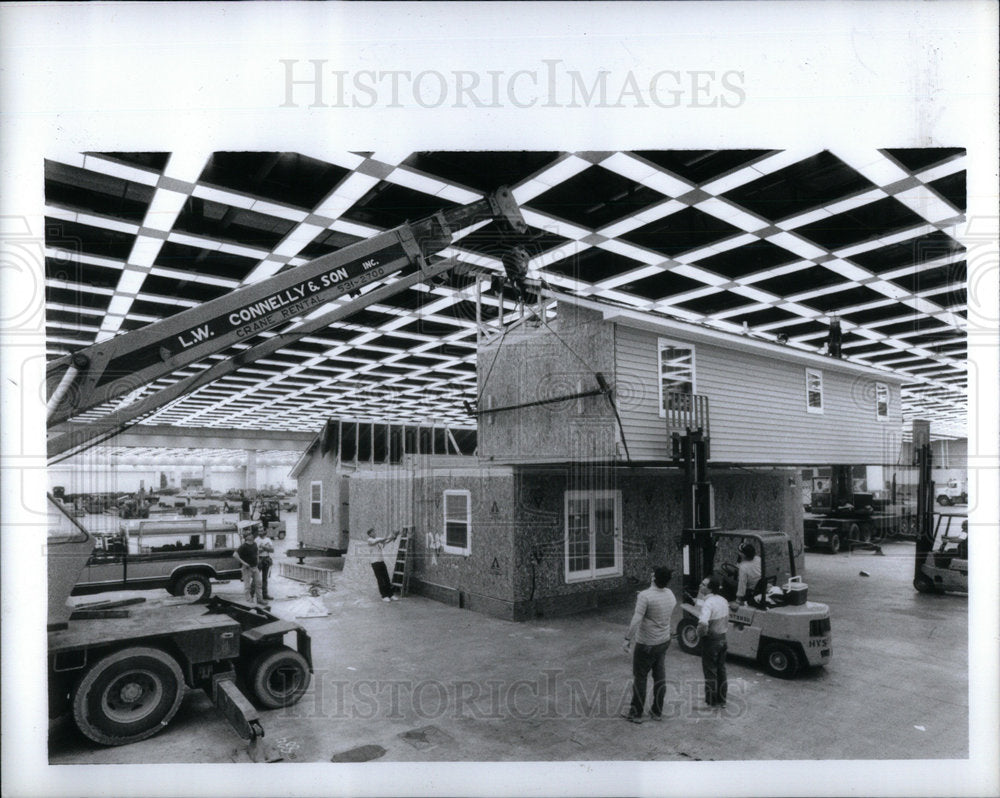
[45,148,968,457]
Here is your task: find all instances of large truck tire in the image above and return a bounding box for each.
[828,532,842,554]
[247,646,311,709]
[72,646,185,745]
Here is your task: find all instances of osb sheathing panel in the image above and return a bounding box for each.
[510,468,804,605]
[409,472,518,599]
[344,465,802,609]
[477,309,619,463]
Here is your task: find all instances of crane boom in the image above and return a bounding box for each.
[46,187,526,441]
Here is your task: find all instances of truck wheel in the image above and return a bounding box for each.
[248,646,311,709]
[72,647,185,745]
[828,533,842,554]
[761,643,800,679]
[937,495,952,506]
[676,617,702,655]
[914,573,936,594]
[173,573,211,602]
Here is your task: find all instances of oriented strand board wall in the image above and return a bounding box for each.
[510,466,803,610]
[615,324,904,465]
[343,470,415,585]
[477,307,620,463]
[409,470,517,615]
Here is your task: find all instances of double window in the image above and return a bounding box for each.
[658,338,696,417]
[310,481,322,523]
[564,490,622,582]
[443,490,471,555]
[805,368,824,413]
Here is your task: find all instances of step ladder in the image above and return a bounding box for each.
[390,527,413,597]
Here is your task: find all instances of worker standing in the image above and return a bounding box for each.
[696,575,729,707]
[367,528,400,602]
[235,530,264,607]
[622,566,676,723]
[255,526,275,601]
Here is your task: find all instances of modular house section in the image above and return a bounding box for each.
[478,298,905,466]
[290,417,477,551]
[347,463,802,621]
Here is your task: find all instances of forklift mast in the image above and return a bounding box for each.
[669,393,720,600]
[912,419,936,580]
[46,188,527,458]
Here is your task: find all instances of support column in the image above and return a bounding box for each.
[245,450,258,496]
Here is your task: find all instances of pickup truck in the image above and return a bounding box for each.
[70,517,254,601]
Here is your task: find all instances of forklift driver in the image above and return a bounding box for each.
[735,542,761,605]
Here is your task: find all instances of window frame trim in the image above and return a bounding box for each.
[564,489,623,583]
[875,381,889,421]
[805,367,824,414]
[442,489,472,556]
[657,337,697,419]
[309,480,323,524]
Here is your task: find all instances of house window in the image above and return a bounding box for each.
[443,490,471,555]
[310,481,322,523]
[875,382,889,420]
[805,368,824,414]
[658,338,696,418]
[564,490,622,582]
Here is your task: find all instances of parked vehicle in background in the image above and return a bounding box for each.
[252,498,287,540]
[936,479,968,506]
[71,517,254,601]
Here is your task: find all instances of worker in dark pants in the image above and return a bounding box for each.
[367,528,400,602]
[696,575,729,707]
[254,525,275,601]
[622,566,676,723]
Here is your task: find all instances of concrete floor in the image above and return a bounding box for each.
[49,515,969,765]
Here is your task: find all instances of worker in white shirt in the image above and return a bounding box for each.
[696,574,729,707]
[736,542,761,605]
[367,528,400,602]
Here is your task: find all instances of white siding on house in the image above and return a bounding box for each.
[614,324,903,465]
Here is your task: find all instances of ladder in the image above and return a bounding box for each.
[390,527,413,597]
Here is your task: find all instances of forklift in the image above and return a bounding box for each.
[253,497,287,540]
[669,404,833,679]
[911,420,968,594]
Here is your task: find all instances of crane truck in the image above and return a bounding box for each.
[45,186,529,750]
